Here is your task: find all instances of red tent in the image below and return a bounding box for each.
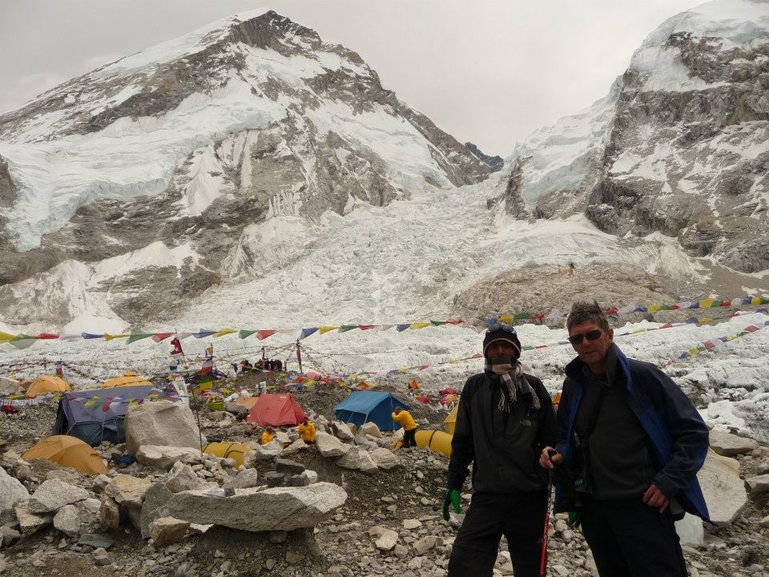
[246,393,306,426]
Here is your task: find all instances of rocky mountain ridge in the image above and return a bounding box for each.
[493,0,769,274]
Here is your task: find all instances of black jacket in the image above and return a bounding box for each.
[447,372,556,494]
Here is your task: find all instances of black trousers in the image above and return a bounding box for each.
[403,428,417,447]
[448,491,547,577]
[581,497,688,577]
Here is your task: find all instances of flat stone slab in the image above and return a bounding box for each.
[166,482,346,532]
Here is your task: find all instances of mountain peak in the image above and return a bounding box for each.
[0,10,491,328]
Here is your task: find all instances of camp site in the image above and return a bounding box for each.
[2,2,769,576]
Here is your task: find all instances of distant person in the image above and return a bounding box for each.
[240,359,252,370]
[391,407,417,448]
[444,324,556,577]
[540,301,709,577]
[297,417,316,444]
[260,426,275,446]
[274,359,283,372]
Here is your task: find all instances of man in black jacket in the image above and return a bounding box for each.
[540,301,709,577]
[443,325,556,577]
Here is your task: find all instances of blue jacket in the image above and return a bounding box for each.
[555,345,709,521]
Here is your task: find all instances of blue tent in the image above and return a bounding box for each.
[334,391,410,431]
[53,384,179,446]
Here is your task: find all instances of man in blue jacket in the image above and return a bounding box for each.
[540,301,709,577]
[444,325,556,577]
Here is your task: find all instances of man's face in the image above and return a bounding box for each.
[568,320,613,370]
[486,340,519,359]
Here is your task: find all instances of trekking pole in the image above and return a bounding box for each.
[539,449,557,577]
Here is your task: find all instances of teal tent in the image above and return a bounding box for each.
[334,391,409,431]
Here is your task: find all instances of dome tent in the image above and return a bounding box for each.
[246,393,306,427]
[26,375,71,396]
[101,374,152,388]
[22,435,108,475]
[334,391,410,432]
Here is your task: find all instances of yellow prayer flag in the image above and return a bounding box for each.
[213,328,236,337]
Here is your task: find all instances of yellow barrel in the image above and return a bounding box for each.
[415,429,453,458]
[203,442,252,467]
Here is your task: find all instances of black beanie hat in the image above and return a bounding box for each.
[483,327,522,358]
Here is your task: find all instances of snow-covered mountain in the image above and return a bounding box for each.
[0,9,492,328]
[494,0,769,274]
[0,2,768,339]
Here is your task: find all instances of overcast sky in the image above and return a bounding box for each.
[0,0,704,154]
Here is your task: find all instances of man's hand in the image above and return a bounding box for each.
[539,446,562,469]
[442,489,461,521]
[642,484,669,512]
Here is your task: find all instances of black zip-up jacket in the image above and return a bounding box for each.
[447,372,557,494]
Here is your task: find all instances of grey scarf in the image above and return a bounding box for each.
[485,358,541,412]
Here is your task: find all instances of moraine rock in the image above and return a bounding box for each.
[709,429,759,457]
[149,516,190,546]
[135,445,203,471]
[166,482,347,531]
[0,465,29,523]
[316,432,351,458]
[746,473,769,496]
[125,402,201,456]
[336,446,378,473]
[28,479,90,514]
[697,450,747,525]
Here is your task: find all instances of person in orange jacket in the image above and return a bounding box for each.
[392,407,417,448]
[297,417,316,443]
[260,426,275,445]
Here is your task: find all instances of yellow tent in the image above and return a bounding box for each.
[26,375,71,396]
[101,374,151,388]
[22,435,108,475]
[443,404,458,434]
[203,442,253,468]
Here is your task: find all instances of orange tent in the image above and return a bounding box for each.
[247,393,306,426]
[22,435,108,475]
[26,375,71,396]
[101,374,151,389]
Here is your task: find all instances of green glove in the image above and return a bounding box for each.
[568,511,582,528]
[442,489,462,521]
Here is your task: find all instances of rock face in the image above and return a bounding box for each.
[0,10,491,328]
[166,482,347,531]
[125,401,201,456]
[494,0,769,274]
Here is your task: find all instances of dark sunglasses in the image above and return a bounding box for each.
[568,329,603,345]
[485,323,516,334]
